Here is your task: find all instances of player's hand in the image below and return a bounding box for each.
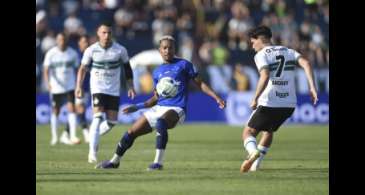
[310,88,318,105]
[128,88,136,100]
[75,87,83,99]
[216,98,226,109]
[250,99,258,110]
[122,105,138,114]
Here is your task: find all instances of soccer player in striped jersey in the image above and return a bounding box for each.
[43,32,81,146]
[240,26,318,173]
[95,35,226,170]
[75,22,136,163]
[64,35,91,143]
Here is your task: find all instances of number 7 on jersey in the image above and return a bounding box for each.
[275,55,285,78]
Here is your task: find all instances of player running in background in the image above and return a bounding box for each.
[75,22,136,163]
[43,32,81,145]
[240,26,318,173]
[95,35,226,170]
[64,35,91,143]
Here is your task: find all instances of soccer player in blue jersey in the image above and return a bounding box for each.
[96,35,226,170]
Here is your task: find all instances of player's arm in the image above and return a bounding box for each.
[297,56,318,105]
[122,91,159,114]
[43,65,51,91]
[75,64,88,98]
[123,61,136,99]
[251,67,270,110]
[192,76,226,109]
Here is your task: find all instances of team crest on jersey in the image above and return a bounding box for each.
[93,97,99,105]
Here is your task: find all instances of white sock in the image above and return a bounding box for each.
[251,145,269,170]
[99,120,117,135]
[110,153,121,164]
[243,136,257,155]
[153,149,165,164]
[50,113,58,140]
[89,113,102,156]
[99,120,110,135]
[68,112,78,140]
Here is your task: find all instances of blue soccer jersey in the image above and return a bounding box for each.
[153,57,198,111]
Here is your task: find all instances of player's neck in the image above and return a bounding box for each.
[257,43,271,51]
[99,41,112,49]
[58,46,67,51]
[163,57,175,64]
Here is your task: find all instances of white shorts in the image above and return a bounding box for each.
[75,92,90,105]
[143,105,185,129]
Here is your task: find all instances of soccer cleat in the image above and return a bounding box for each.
[88,153,97,164]
[95,160,120,169]
[147,163,163,171]
[50,137,58,146]
[250,157,262,172]
[240,150,261,173]
[60,132,72,145]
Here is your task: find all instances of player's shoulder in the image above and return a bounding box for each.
[174,57,193,67]
[46,46,58,55]
[112,42,128,51]
[83,42,98,54]
[87,42,100,50]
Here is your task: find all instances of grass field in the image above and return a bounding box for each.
[36,124,328,195]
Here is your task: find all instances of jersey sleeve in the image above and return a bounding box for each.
[120,47,130,64]
[254,51,269,71]
[43,50,52,68]
[185,61,199,79]
[290,49,302,61]
[81,47,92,67]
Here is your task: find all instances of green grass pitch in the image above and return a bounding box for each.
[36,124,328,195]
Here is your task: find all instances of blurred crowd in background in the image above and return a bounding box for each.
[36,0,329,94]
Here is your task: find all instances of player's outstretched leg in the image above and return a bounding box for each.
[250,131,272,171]
[240,126,260,173]
[96,116,152,169]
[148,118,168,171]
[148,110,179,171]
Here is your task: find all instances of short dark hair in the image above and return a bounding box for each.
[98,21,112,29]
[248,26,272,40]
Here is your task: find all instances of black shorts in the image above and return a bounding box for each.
[92,93,120,111]
[50,90,75,108]
[247,106,295,132]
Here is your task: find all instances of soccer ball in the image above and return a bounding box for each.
[156,77,178,98]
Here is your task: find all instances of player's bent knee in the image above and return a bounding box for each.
[162,110,179,129]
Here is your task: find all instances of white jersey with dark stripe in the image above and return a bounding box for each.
[254,45,301,108]
[43,46,79,94]
[81,42,129,96]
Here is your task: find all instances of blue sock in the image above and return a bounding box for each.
[156,118,168,149]
[115,132,135,156]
